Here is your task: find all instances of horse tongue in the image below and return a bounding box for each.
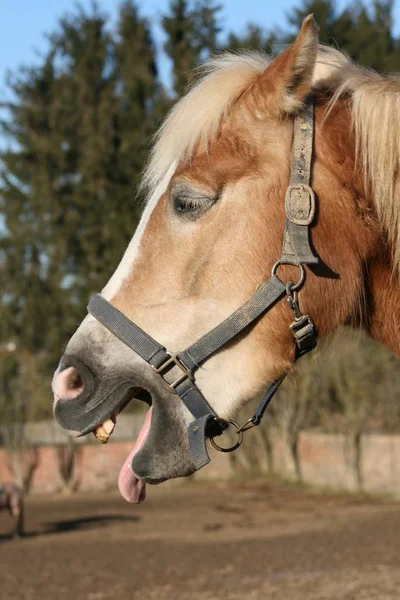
[118,407,152,503]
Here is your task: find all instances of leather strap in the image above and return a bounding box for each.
[280,96,319,266]
[179,275,286,370]
[88,274,286,383]
[88,275,287,469]
[86,294,168,367]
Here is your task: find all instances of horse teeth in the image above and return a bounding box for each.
[93,418,115,444]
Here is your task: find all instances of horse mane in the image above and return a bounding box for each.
[144,45,400,270]
[142,52,270,193]
[329,61,400,272]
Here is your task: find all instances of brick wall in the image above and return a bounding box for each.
[2,432,400,496]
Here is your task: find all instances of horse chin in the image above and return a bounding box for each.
[114,385,197,502]
[128,386,197,488]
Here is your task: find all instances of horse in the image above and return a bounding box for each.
[52,15,400,503]
[0,483,24,538]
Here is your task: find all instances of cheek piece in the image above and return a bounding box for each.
[59,96,320,471]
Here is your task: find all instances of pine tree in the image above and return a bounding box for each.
[162,0,222,95]
[285,0,400,71]
[348,1,397,71]
[0,53,75,360]
[50,5,119,296]
[287,0,339,45]
[115,0,159,206]
[0,2,160,420]
[192,0,223,58]
[225,24,279,54]
[162,0,197,94]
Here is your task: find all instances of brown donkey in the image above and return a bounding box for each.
[53,16,400,502]
[0,483,24,538]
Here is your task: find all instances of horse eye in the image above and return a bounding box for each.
[174,196,204,215]
[172,185,216,220]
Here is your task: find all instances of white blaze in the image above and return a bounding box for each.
[102,163,177,300]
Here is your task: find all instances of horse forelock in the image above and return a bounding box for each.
[142,46,349,199]
[141,51,270,199]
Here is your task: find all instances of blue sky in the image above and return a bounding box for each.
[2,0,399,95]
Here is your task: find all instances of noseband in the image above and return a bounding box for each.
[86,97,320,471]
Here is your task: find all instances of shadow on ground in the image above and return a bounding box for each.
[0,513,139,542]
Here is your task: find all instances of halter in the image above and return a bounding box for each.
[69,97,320,471]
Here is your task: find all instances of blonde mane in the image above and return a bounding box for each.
[143,52,270,193]
[144,45,400,270]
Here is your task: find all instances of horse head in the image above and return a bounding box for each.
[53,16,399,501]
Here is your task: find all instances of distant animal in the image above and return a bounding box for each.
[0,483,24,538]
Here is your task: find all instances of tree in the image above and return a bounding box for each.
[225,24,279,54]
[162,0,222,95]
[0,52,79,372]
[0,2,160,421]
[192,0,223,58]
[287,0,340,45]
[285,0,400,71]
[115,1,159,203]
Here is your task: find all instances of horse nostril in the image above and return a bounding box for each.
[54,366,85,400]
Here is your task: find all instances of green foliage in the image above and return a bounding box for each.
[0,2,159,421]
[283,0,400,71]
[162,0,222,94]
[225,0,400,71]
[225,24,279,54]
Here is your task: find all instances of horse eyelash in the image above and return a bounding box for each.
[173,194,215,217]
[177,196,206,210]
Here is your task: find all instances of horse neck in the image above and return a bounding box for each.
[366,248,400,356]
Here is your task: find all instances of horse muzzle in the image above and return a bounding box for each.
[53,353,151,436]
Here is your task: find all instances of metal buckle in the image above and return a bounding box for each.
[153,352,193,390]
[290,315,317,354]
[290,315,315,335]
[285,183,316,226]
[286,283,317,355]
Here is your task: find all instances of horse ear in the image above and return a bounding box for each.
[262,15,319,114]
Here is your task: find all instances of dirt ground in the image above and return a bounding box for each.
[1,480,400,600]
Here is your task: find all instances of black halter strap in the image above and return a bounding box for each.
[88,274,287,468]
[84,97,319,470]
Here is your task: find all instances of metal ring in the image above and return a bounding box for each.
[271,262,305,292]
[210,420,244,453]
